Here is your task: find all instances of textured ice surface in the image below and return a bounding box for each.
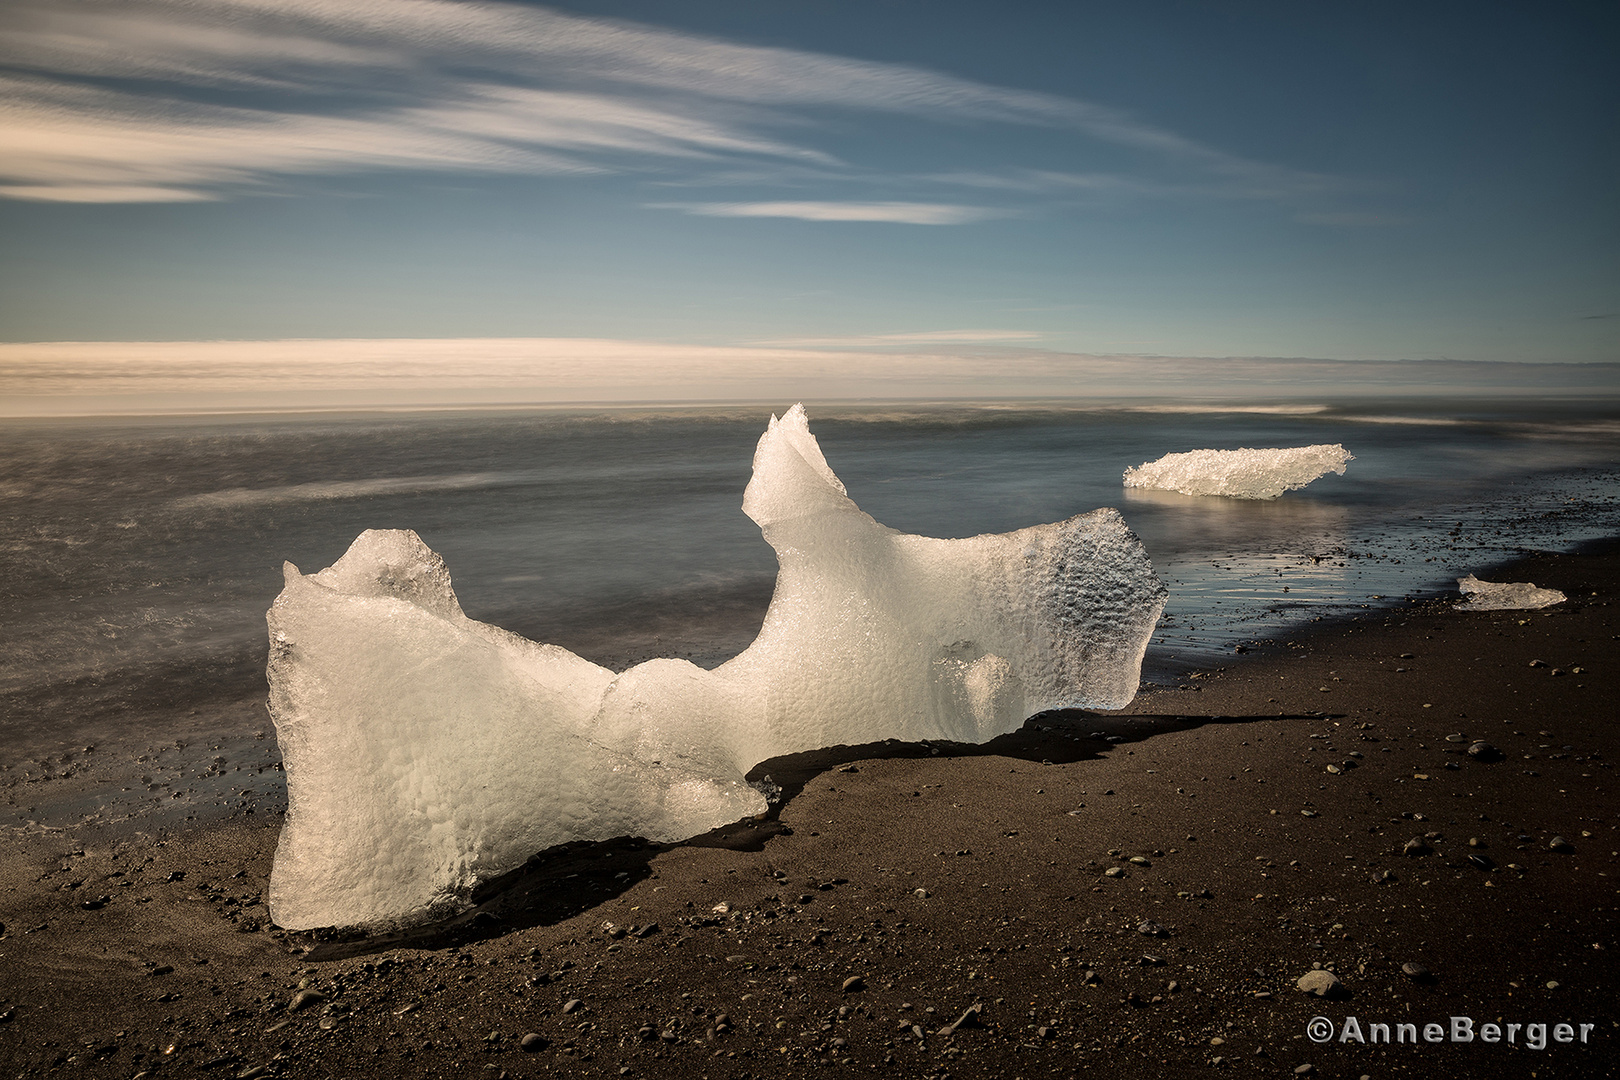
[1456,574,1566,611]
[267,406,1166,930]
[1123,445,1352,499]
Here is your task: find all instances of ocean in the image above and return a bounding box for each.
[2,398,1616,832]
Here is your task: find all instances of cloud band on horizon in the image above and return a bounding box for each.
[2,337,1613,417]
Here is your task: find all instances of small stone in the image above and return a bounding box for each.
[841,976,866,993]
[1468,853,1495,870]
[937,1003,982,1036]
[79,895,111,910]
[1546,980,1560,990]
[520,1032,548,1052]
[288,989,325,1012]
[1549,836,1575,853]
[1325,764,1342,775]
[1402,837,1433,857]
[913,888,929,899]
[562,998,582,1014]
[1295,970,1345,998]
[1128,855,1151,866]
[1445,733,1467,743]
[1137,920,1168,937]
[1295,1066,1315,1075]
[1400,962,1433,982]
[1466,741,1503,762]
[1104,867,1123,878]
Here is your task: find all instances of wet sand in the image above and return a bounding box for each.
[2,545,1616,1078]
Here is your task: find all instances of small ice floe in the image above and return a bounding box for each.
[1122,445,1352,499]
[1455,574,1566,611]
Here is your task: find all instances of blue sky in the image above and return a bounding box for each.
[0,0,1615,407]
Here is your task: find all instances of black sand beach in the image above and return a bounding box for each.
[2,545,1616,1079]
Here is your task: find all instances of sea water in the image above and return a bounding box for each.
[2,399,1616,831]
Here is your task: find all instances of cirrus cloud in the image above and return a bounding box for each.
[0,0,1337,211]
[649,201,1010,225]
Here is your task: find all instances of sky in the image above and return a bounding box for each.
[1,0,1616,410]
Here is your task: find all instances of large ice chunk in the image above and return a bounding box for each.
[267,405,1167,930]
[1123,445,1352,499]
[1455,574,1565,611]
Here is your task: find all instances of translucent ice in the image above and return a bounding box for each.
[267,406,1167,930]
[1123,445,1352,499]
[1455,574,1565,611]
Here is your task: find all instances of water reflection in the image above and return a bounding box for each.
[1121,485,1352,560]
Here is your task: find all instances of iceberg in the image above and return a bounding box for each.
[1123,445,1352,499]
[266,405,1167,930]
[1456,574,1565,611]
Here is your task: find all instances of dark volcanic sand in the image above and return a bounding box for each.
[2,547,1616,1079]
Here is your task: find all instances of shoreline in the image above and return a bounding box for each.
[2,545,1616,1077]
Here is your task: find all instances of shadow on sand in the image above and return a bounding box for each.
[293,706,1326,960]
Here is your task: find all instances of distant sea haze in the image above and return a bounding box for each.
[0,338,1616,415]
[1,400,1616,781]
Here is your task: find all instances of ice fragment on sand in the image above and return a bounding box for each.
[1455,574,1565,611]
[266,405,1167,930]
[1123,445,1352,499]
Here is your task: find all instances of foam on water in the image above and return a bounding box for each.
[1123,444,1353,499]
[1455,574,1566,611]
[265,406,1167,930]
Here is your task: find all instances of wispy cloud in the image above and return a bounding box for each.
[752,330,1043,346]
[0,0,1333,209]
[653,201,1008,225]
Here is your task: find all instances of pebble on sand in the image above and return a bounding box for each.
[1295,970,1346,998]
[288,990,325,1012]
[937,1004,983,1036]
